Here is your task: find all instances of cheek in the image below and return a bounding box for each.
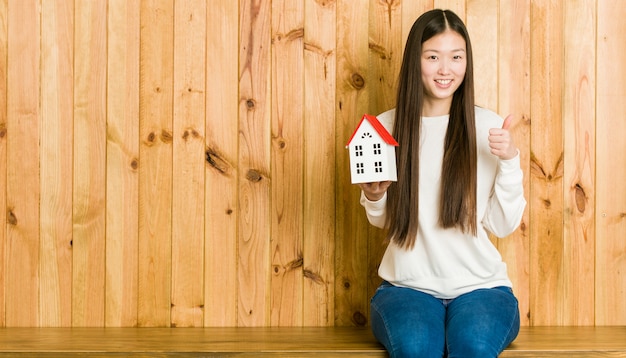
[454,62,467,76]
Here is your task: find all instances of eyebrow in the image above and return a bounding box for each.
[422,48,466,53]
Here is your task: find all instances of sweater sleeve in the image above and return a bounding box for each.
[482,151,527,238]
[359,191,388,229]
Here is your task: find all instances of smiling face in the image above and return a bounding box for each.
[420,29,467,116]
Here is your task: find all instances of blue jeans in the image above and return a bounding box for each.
[370,281,520,358]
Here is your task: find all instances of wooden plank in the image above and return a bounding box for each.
[433,0,465,16]
[73,0,107,327]
[171,0,206,328]
[204,0,239,328]
[401,1,432,45]
[335,0,370,327]
[467,0,498,110]
[596,0,626,325]
[137,0,174,327]
[238,0,272,327]
[270,0,305,327]
[497,0,531,327]
[0,327,385,356]
[39,0,73,327]
[561,0,595,326]
[366,0,401,304]
[105,0,140,327]
[5,0,40,327]
[368,0,401,112]
[1,327,626,357]
[303,0,336,326]
[0,0,9,328]
[528,0,565,326]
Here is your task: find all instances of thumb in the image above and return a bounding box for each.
[501,114,514,130]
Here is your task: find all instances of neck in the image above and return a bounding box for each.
[422,97,452,117]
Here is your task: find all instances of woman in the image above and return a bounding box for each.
[359,9,526,358]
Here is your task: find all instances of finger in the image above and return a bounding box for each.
[502,114,514,130]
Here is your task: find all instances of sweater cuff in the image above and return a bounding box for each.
[499,149,521,172]
[360,191,387,214]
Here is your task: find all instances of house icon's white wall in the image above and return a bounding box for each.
[346,114,398,184]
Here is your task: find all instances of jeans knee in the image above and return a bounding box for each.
[390,341,443,358]
[447,339,498,358]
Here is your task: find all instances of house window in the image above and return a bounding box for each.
[355,145,363,157]
[374,161,383,173]
[356,163,365,174]
[373,143,381,155]
[361,132,373,139]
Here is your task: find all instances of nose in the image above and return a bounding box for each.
[438,60,450,75]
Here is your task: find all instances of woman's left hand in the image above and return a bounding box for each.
[488,114,518,160]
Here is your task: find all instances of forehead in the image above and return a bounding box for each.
[422,29,466,52]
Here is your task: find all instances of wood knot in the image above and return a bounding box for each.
[206,147,231,175]
[314,0,335,7]
[351,73,365,89]
[130,158,138,170]
[246,99,256,110]
[182,128,201,141]
[226,208,233,215]
[304,269,325,285]
[0,124,6,138]
[146,132,156,144]
[7,209,17,225]
[343,280,351,289]
[246,169,263,182]
[574,183,586,213]
[160,129,173,143]
[353,311,367,326]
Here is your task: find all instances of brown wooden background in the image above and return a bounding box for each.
[0,0,625,328]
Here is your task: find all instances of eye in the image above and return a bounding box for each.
[453,55,463,60]
[426,55,438,61]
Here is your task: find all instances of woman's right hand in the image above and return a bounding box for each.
[358,181,392,202]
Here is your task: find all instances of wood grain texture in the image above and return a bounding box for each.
[562,0,595,326]
[335,0,371,327]
[366,0,402,304]
[40,0,73,328]
[595,0,626,326]
[72,0,107,327]
[5,0,40,327]
[270,0,305,327]
[466,0,498,110]
[238,0,272,327]
[1,326,626,357]
[498,0,532,327]
[205,0,239,327]
[0,0,7,328]
[0,0,624,328]
[401,0,432,46]
[303,0,337,326]
[171,0,206,328]
[529,0,566,325]
[137,0,174,327]
[105,0,140,328]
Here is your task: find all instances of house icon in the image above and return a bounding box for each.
[346,114,398,184]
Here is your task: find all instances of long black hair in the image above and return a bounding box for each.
[386,9,477,249]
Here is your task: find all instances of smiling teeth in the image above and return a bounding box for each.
[436,79,451,84]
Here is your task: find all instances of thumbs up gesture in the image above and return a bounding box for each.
[488,114,518,160]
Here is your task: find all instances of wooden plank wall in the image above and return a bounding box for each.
[0,0,624,328]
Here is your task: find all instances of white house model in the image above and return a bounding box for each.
[346,114,398,184]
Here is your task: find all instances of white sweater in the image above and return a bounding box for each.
[361,107,526,299]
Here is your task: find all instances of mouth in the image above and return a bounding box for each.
[435,79,452,85]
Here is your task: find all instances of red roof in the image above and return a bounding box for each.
[346,114,399,147]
